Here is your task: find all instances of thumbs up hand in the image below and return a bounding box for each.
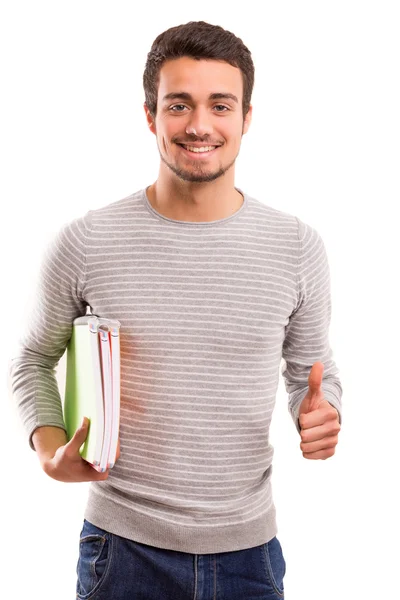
[298,362,341,460]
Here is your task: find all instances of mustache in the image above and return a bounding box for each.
[172,137,223,145]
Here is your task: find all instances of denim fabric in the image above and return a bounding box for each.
[76,519,286,600]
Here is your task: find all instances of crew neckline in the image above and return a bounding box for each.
[142,187,248,226]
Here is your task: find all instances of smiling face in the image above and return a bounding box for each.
[145,57,252,184]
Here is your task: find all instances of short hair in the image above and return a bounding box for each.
[143,21,254,119]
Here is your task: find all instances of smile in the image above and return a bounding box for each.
[181,144,217,153]
[177,143,220,157]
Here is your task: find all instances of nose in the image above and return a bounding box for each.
[185,107,213,137]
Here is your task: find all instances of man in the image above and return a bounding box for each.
[10,20,342,599]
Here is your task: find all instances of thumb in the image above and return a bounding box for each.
[299,362,324,415]
[116,438,121,461]
[308,361,324,397]
[68,416,90,453]
[307,361,324,412]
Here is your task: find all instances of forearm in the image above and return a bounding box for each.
[282,219,343,432]
[10,215,89,452]
[32,426,68,465]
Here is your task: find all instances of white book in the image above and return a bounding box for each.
[98,326,113,473]
[87,317,105,466]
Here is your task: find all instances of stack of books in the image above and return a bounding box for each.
[63,315,121,472]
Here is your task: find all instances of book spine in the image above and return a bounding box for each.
[108,325,121,468]
[98,326,112,472]
[88,318,105,466]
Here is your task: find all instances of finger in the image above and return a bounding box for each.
[308,392,323,413]
[302,447,337,460]
[85,461,110,480]
[300,420,340,443]
[308,362,324,397]
[66,417,90,455]
[299,401,337,430]
[306,362,325,413]
[116,439,121,460]
[94,470,110,481]
[300,435,338,454]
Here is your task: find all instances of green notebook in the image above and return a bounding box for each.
[63,315,121,472]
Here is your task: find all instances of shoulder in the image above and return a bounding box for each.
[85,190,144,222]
[57,189,144,238]
[84,189,143,225]
[244,192,320,237]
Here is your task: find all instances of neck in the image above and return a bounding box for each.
[146,169,243,223]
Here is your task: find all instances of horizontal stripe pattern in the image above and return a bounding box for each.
[9,188,342,553]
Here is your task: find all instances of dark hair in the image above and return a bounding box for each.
[143,21,254,119]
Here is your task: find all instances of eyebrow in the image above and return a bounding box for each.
[162,92,239,104]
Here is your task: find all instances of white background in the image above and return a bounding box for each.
[1,1,399,598]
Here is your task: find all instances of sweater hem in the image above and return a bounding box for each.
[84,484,278,554]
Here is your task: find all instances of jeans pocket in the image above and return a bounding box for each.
[262,536,286,597]
[76,520,113,599]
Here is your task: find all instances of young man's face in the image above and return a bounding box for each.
[145,57,252,183]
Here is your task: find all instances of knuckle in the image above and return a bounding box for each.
[326,447,336,458]
[62,447,72,460]
[327,423,340,436]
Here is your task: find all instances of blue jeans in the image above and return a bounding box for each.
[76,519,286,599]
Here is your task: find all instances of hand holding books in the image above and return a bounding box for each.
[41,417,120,482]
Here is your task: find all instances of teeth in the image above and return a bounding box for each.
[183,145,216,153]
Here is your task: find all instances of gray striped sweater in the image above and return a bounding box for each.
[10,188,342,554]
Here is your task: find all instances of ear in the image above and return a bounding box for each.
[242,104,253,135]
[144,103,156,134]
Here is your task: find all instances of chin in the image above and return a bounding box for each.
[174,169,226,183]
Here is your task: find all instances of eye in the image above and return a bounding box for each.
[169,104,187,112]
[214,105,229,112]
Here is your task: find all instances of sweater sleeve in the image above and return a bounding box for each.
[9,213,91,450]
[281,217,343,434]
